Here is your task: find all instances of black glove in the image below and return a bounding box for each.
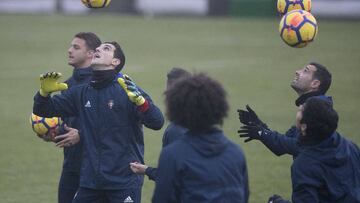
[237,105,268,129]
[238,124,271,142]
[268,194,291,203]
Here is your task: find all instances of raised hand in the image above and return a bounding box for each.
[39,72,68,97]
[238,124,271,142]
[117,74,146,106]
[237,105,268,128]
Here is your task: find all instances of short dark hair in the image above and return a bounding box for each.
[105,41,126,73]
[166,67,191,88]
[165,73,229,131]
[300,97,338,143]
[309,62,332,94]
[74,32,101,51]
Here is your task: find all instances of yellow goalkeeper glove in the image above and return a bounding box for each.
[117,74,145,106]
[39,72,68,97]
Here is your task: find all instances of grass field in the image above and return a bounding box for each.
[0,13,359,203]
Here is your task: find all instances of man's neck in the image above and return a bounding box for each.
[297,89,318,97]
[74,61,92,69]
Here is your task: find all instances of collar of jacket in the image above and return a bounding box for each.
[73,67,92,81]
[90,69,116,89]
[295,91,323,106]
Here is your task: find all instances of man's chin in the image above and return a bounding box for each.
[68,60,75,66]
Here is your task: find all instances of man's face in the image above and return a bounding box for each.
[68,37,92,68]
[291,64,318,95]
[91,43,118,70]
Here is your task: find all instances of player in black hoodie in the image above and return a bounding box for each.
[268,97,360,203]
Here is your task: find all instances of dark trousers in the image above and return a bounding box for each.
[58,170,80,203]
[72,187,141,203]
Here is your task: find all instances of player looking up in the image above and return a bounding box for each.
[238,62,332,157]
[33,41,164,203]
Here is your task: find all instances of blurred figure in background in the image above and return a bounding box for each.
[130,67,191,181]
[57,32,101,203]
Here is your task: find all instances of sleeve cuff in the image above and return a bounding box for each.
[137,99,149,112]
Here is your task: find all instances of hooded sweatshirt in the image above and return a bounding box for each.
[152,128,249,203]
[290,132,360,203]
[260,94,333,157]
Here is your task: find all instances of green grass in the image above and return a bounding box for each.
[0,13,359,203]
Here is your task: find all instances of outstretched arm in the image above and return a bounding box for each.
[129,162,157,181]
[33,72,77,118]
[238,105,300,156]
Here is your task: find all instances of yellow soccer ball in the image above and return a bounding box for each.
[30,113,62,137]
[277,0,311,15]
[81,0,111,8]
[279,10,318,48]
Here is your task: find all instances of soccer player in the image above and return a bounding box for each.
[35,32,101,203]
[238,62,332,157]
[152,73,249,203]
[129,67,191,181]
[33,41,164,203]
[268,97,360,203]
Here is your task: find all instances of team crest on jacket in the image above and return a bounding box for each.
[108,100,114,109]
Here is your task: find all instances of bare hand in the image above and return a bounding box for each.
[55,124,80,148]
[41,128,57,142]
[129,162,148,175]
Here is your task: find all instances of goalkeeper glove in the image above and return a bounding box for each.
[39,72,68,97]
[117,74,146,106]
[238,124,271,142]
[237,105,268,129]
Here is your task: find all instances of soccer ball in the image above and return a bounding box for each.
[30,113,62,138]
[279,10,318,48]
[277,0,312,15]
[81,0,111,8]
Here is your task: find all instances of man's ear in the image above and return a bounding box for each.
[87,50,95,58]
[112,58,120,67]
[311,79,321,90]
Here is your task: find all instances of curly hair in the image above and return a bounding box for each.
[165,73,228,131]
[300,97,338,144]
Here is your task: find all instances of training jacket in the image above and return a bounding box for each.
[145,123,187,181]
[61,67,92,173]
[33,77,164,189]
[260,95,333,157]
[289,132,360,203]
[152,128,249,203]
